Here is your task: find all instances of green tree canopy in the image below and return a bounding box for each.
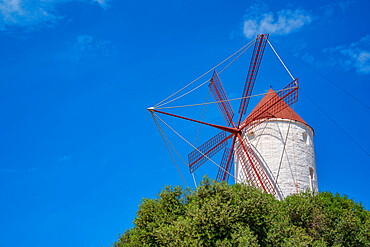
[112,178,369,246]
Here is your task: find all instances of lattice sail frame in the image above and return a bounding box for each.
[151,34,299,196]
[235,138,276,194]
[188,131,228,173]
[209,71,234,126]
[239,34,269,116]
[242,78,299,132]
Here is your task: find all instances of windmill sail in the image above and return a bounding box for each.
[238,34,269,116]
[243,79,298,131]
[236,140,276,195]
[209,70,234,126]
[188,131,232,173]
[216,146,234,182]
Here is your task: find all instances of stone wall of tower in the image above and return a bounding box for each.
[234,118,318,200]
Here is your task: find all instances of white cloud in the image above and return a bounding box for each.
[94,0,108,9]
[324,35,370,75]
[58,34,116,62]
[0,0,109,30]
[74,34,115,56]
[243,4,312,38]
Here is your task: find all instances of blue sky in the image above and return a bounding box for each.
[0,0,369,246]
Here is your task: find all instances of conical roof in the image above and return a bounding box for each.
[244,88,307,125]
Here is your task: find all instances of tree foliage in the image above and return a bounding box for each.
[112,177,369,246]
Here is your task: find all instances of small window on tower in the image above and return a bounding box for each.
[247,131,255,140]
[309,167,314,180]
[302,132,309,145]
[309,167,314,192]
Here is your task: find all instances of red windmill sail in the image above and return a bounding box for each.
[188,131,229,173]
[235,137,275,194]
[238,34,269,125]
[209,70,234,126]
[216,146,234,182]
[241,79,299,131]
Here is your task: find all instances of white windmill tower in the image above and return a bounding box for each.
[235,88,318,200]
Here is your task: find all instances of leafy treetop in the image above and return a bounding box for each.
[112,177,370,247]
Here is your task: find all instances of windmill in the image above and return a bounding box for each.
[149,34,317,198]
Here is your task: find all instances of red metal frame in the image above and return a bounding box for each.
[238,34,269,126]
[216,135,236,182]
[216,147,232,182]
[188,131,233,173]
[241,78,298,131]
[236,133,276,195]
[151,109,238,134]
[209,70,234,126]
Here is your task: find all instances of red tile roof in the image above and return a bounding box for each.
[243,88,307,125]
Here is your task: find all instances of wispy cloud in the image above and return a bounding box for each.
[94,0,109,9]
[242,3,312,39]
[324,35,370,75]
[59,155,72,162]
[74,34,115,55]
[0,0,109,31]
[320,0,354,17]
[57,34,116,62]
